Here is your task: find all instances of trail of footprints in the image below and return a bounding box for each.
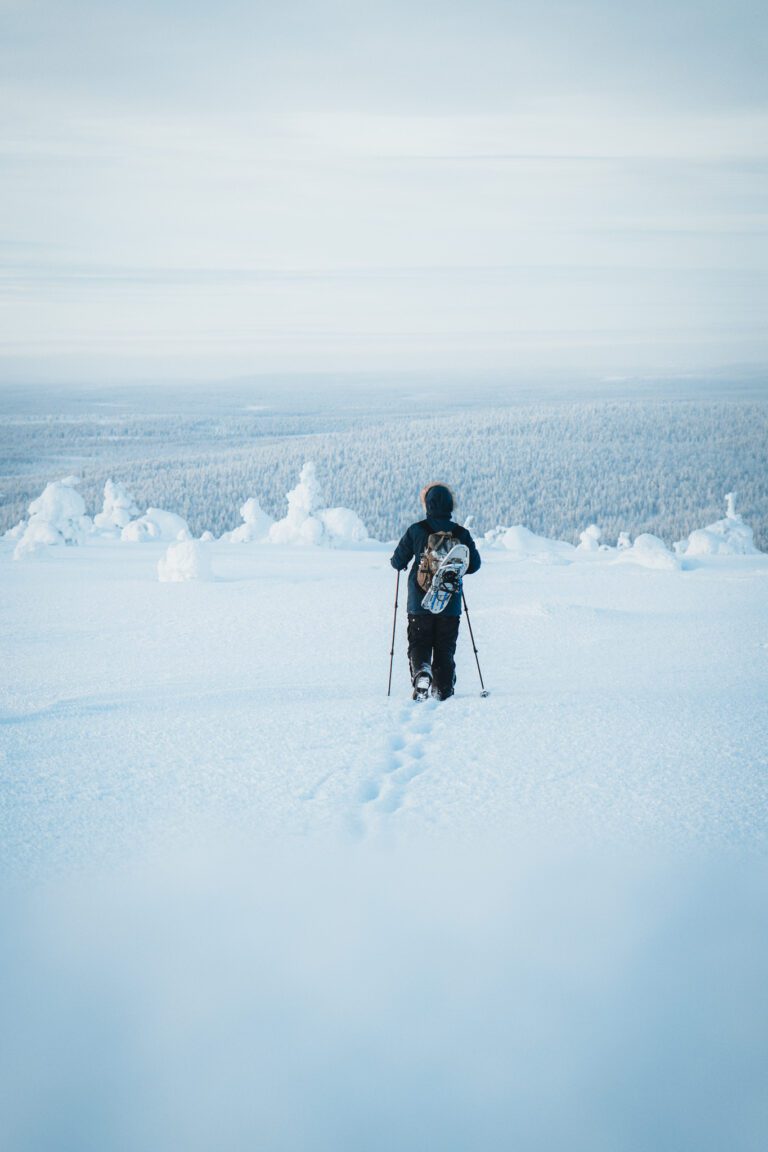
[358,699,438,821]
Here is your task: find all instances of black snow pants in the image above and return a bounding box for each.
[407,613,460,698]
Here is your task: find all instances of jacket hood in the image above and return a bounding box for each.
[421,483,454,521]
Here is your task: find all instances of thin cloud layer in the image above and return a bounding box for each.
[1,1,767,380]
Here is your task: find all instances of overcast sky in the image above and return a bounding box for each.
[1,0,767,383]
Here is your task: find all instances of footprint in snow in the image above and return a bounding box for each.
[377,757,429,815]
[359,778,381,803]
[353,694,441,832]
[367,698,438,818]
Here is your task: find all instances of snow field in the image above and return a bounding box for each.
[1,537,767,1151]
[2,539,766,870]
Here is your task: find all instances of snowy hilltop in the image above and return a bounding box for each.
[2,471,767,1152]
[2,482,765,851]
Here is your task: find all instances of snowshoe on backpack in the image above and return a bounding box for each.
[420,540,470,614]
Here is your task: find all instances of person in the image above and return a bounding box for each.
[390,483,481,700]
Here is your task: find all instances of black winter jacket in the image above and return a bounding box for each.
[390,486,481,617]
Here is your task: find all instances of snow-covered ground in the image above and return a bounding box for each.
[2,538,767,868]
[2,524,768,1150]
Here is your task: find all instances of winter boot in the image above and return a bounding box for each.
[412,664,432,702]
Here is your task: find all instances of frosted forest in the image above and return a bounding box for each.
[2,381,767,550]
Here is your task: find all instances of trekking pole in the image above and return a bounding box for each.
[387,570,401,697]
[462,589,489,697]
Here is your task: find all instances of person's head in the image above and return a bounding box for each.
[420,483,454,520]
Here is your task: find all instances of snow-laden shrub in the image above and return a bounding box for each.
[93,479,140,534]
[158,539,212,582]
[578,524,602,552]
[318,506,369,546]
[226,497,274,543]
[10,476,92,560]
[121,508,190,543]
[675,493,760,557]
[482,524,575,565]
[268,462,371,548]
[613,533,680,571]
[268,462,325,546]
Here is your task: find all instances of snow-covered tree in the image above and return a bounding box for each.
[676,492,760,556]
[121,508,190,543]
[227,497,274,543]
[10,476,92,559]
[93,479,140,534]
[268,462,370,547]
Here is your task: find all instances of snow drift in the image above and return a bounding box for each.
[158,539,213,583]
[612,533,680,571]
[482,524,576,564]
[121,508,191,543]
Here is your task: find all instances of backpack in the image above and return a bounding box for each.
[416,530,462,592]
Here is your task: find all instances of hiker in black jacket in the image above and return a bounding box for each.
[390,483,481,700]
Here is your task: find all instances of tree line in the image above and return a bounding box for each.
[2,398,766,549]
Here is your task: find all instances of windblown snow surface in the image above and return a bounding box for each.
[1,531,768,1151]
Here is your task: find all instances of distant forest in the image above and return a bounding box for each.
[2,397,767,549]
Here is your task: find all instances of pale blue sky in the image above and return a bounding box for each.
[1,0,767,382]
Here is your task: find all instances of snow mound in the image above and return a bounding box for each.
[93,480,140,534]
[121,508,190,543]
[483,524,575,565]
[676,493,761,557]
[578,524,603,552]
[157,539,212,582]
[10,476,92,560]
[226,497,274,543]
[613,533,680,571]
[268,462,371,548]
[318,506,370,546]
